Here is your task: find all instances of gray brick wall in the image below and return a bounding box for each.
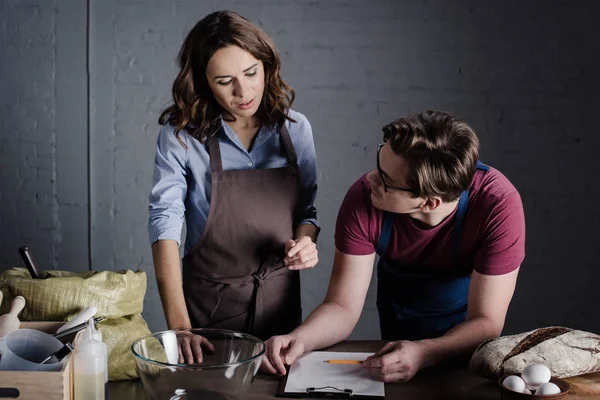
[1,1,59,270]
[1,0,599,338]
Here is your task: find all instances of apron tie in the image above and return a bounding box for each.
[248,266,289,334]
[249,270,267,332]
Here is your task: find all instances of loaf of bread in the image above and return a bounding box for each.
[469,326,600,379]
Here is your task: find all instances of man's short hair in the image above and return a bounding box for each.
[383,110,480,202]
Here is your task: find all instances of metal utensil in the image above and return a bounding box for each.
[53,316,105,340]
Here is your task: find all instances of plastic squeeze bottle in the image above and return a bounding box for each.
[89,317,108,385]
[74,318,107,400]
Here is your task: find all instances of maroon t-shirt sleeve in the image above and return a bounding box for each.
[474,191,526,275]
[334,176,379,255]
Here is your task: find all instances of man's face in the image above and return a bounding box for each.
[366,143,423,214]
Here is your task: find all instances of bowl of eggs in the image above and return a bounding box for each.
[498,364,570,399]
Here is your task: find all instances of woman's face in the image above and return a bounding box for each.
[205,45,265,121]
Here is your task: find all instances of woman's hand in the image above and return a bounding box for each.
[284,236,318,270]
[177,331,215,364]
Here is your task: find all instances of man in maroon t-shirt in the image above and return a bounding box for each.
[261,110,525,382]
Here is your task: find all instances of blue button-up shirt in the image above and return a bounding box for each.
[148,109,319,256]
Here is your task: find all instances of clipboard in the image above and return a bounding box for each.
[276,373,384,399]
[274,351,385,399]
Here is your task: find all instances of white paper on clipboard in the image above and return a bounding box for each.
[283,351,385,398]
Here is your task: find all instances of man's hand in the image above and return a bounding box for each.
[361,340,427,382]
[284,236,318,270]
[260,334,306,375]
[177,331,215,364]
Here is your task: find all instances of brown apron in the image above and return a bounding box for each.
[182,124,302,340]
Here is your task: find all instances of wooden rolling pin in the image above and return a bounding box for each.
[0,295,26,338]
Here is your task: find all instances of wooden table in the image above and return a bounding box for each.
[107,340,595,399]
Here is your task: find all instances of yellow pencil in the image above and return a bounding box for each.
[323,359,363,364]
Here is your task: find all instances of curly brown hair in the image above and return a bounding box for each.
[159,10,296,143]
[383,110,480,202]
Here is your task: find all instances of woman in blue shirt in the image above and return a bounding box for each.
[148,10,319,361]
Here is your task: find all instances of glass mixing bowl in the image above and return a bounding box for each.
[131,328,265,400]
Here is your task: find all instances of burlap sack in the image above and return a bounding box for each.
[0,267,152,381]
[469,326,600,379]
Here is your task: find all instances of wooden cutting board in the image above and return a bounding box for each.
[564,372,600,395]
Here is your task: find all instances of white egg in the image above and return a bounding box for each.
[503,375,526,393]
[522,388,532,394]
[521,364,551,390]
[536,382,561,395]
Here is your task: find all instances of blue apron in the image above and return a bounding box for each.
[376,161,489,340]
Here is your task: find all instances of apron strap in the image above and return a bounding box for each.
[376,212,395,256]
[476,160,489,172]
[207,130,224,173]
[452,160,490,265]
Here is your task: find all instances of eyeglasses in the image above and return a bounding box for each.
[376,143,416,193]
